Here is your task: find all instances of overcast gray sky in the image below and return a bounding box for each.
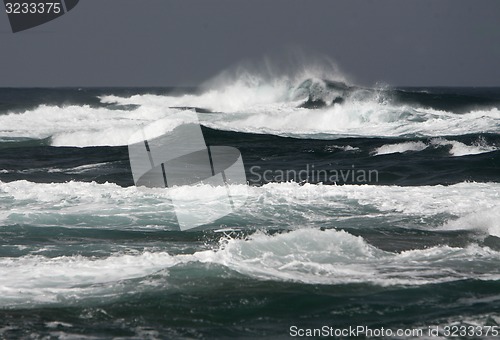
[0,0,499,87]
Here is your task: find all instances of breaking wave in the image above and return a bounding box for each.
[0,65,498,147]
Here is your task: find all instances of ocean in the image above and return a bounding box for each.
[0,78,499,338]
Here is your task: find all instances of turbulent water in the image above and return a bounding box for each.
[0,76,499,338]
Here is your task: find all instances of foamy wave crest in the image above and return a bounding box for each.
[374,141,428,155]
[101,57,348,114]
[0,251,177,307]
[373,138,498,157]
[0,104,197,147]
[195,229,500,285]
[324,144,360,152]
[102,87,500,141]
[1,229,500,307]
[440,209,500,238]
[431,137,499,156]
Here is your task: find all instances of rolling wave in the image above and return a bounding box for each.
[1,228,499,308]
[430,137,499,156]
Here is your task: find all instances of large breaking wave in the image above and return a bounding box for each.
[0,66,499,147]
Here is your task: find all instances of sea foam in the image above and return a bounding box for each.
[1,180,499,235]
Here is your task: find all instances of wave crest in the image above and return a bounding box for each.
[0,65,499,146]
